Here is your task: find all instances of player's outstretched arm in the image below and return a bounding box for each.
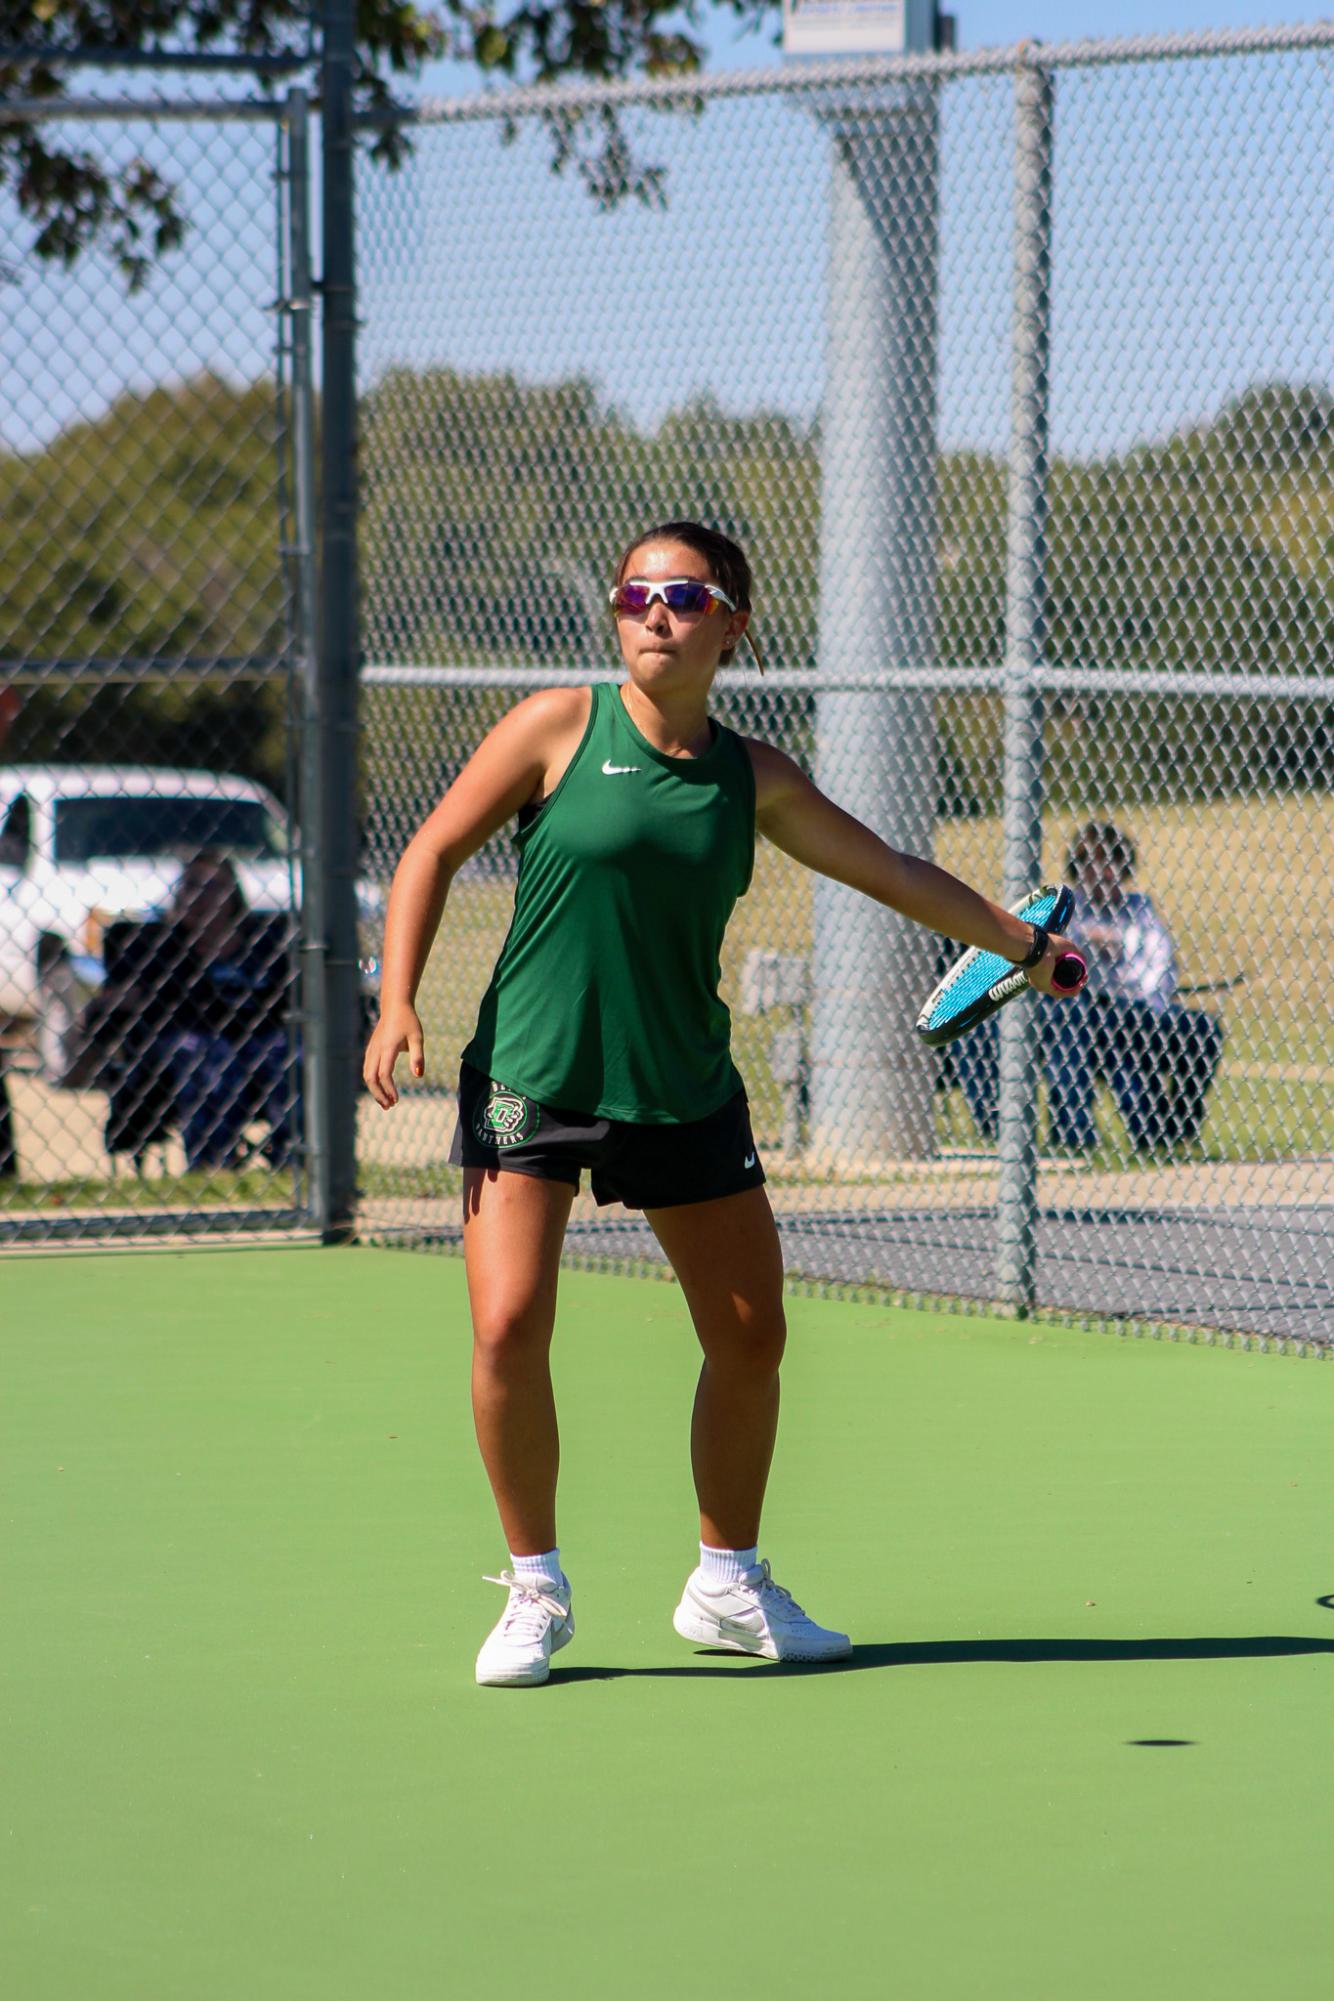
[748,739,1076,994]
[364,688,588,1108]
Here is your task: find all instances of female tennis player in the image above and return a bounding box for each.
[364,521,1078,1686]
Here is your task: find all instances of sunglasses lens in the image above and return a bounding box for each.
[613,584,651,615]
[663,583,713,613]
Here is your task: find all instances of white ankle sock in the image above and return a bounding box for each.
[699,1542,758,1585]
[511,1548,563,1589]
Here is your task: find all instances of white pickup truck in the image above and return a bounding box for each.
[0,766,383,1079]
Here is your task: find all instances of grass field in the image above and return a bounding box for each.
[413,790,1334,1168]
[1,792,1327,1213]
[4,1247,1332,2000]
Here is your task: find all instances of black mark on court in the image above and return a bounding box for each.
[1316,1593,1334,1611]
[1126,1739,1195,1748]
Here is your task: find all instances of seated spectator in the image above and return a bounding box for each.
[80,851,299,1172]
[0,686,19,1180]
[0,1043,14,1181]
[951,822,1223,1153]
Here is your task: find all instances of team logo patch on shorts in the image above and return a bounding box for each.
[473,1082,540,1149]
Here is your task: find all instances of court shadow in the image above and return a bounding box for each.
[549,1632,1334,1684]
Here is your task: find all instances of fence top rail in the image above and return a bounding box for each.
[0,659,291,685]
[362,21,1334,129]
[0,45,311,74]
[0,92,291,125]
[361,663,1334,700]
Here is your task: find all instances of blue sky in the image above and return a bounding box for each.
[361,1,1334,454]
[409,1,1334,91]
[1,4,1330,454]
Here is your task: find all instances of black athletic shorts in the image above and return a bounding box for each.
[449,1061,766,1210]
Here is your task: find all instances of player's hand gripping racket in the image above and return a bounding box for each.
[915,885,1087,1049]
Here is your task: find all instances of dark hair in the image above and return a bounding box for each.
[1066,821,1136,885]
[614,519,763,670]
[171,848,247,926]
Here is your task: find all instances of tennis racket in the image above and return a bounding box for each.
[915,885,1086,1049]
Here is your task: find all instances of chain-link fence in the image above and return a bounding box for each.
[0,92,320,1241]
[354,30,1333,1346]
[1,28,1329,1331]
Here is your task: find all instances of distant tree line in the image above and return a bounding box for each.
[2,369,1329,816]
[0,374,292,795]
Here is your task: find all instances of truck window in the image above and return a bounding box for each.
[53,796,286,865]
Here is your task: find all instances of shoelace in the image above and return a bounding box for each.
[483,1569,568,1640]
[748,1560,803,1620]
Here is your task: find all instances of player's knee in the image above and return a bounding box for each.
[759,1311,788,1375]
[706,1303,786,1379]
[471,1299,552,1368]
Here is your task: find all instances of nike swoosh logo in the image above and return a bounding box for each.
[716,1612,764,1638]
[743,1152,757,1169]
[601,759,642,775]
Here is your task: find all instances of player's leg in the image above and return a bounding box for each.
[463,1166,578,1687]
[647,1183,786,1549]
[462,1164,574,1555]
[647,1186,850,1661]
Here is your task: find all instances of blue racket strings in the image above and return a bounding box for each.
[923,888,1062,1035]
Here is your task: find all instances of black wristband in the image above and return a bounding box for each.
[1018,924,1048,970]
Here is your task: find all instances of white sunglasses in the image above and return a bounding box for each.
[608,577,738,618]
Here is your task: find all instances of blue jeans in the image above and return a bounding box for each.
[950,998,1223,1152]
[167,1030,299,1170]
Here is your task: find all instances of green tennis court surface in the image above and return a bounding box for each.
[4,1249,1332,2000]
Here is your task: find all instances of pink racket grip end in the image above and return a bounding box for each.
[1051,952,1087,993]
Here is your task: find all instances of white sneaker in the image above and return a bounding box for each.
[673,1559,851,1662]
[474,1570,574,1687]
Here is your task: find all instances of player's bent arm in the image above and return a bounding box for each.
[748,739,1071,982]
[365,688,588,1108]
[401,685,590,886]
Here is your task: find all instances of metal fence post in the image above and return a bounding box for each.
[281,87,330,1231]
[316,0,362,1241]
[810,83,941,1164]
[997,54,1054,1314]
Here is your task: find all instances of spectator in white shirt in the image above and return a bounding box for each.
[953,822,1224,1153]
[0,688,17,1178]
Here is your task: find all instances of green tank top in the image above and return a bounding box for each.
[462,682,756,1122]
